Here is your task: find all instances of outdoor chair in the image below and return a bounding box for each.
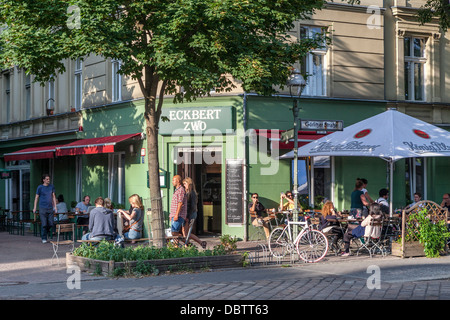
[356,218,386,258]
[50,223,75,265]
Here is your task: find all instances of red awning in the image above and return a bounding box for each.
[4,145,64,162]
[255,129,328,149]
[55,133,142,156]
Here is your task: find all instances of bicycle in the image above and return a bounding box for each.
[268,212,329,263]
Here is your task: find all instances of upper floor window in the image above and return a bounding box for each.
[404,36,426,101]
[4,73,11,123]
[300,26,327,97]
[74,58,82,110]
[112,59,122,102]
[47,78,55,116]
[25,73,31,119]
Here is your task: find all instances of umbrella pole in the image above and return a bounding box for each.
[389,160,394,217]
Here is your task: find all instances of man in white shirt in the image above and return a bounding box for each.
[375,188,389,216]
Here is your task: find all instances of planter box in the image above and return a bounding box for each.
[66,252,244,275]
[391,241,425,258]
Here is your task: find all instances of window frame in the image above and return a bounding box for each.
[299,25,328,97]
[404,36,427,101]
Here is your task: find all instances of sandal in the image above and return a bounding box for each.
[201,241,207,249]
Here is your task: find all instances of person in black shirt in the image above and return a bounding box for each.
[248,193,270,238]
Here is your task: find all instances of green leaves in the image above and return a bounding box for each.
[73,240,231,262]
[406,208,450,258]
[0,0,328,95]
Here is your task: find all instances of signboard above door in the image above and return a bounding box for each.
[159,106,234,135]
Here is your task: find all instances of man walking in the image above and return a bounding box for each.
[33,174,57,243]
[170,175,187,237]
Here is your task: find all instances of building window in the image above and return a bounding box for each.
[108,153,125,205]
[300,26,327,97]
[5,73,11,123]
[74,58,82,110]
[112,59,122,102]
[25,73,31,119]
[47,78,55,115]
[404,36,426,101]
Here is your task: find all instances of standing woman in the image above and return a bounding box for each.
[350,179,369,218]
[33,174,57,243]
[183,177,207,249]
[117,194,144,240]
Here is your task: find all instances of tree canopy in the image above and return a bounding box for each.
[0,0,329,247]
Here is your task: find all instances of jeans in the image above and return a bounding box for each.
[39,208,54,240]
[171,217,185,233]
[123,229,141,240]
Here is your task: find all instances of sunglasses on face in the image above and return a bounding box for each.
[252,196,258,199]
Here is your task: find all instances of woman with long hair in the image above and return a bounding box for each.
[183,177,207,249]
[117,194,144,240]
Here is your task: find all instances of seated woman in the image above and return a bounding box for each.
[117,194,144,240]
[319,201,343,248]
[341,202,383,257]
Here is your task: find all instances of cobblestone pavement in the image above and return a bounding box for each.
[2,232,450,301]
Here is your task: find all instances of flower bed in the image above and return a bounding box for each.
[68,240,244,276]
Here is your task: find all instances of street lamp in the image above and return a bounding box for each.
[286,69,306,238]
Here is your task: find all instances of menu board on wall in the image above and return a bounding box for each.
[225,159,244,225]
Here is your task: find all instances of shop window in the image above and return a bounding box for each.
[404,36,426,101]
[292,156,331,208]
[300,26,327,97]
[5,161,30,212]
[405,157,425,204]
[108,153,125,205]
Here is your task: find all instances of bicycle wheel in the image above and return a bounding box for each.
[296,229,329,263]
[268,227,290,258]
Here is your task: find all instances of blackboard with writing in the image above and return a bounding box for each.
[225,159,244,225]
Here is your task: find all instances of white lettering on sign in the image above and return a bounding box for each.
[169,109,222,121]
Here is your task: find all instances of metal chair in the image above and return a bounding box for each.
[50,223,75,265]
[357,218,386,258]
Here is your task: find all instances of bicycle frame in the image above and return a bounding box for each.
[282,217,312,245]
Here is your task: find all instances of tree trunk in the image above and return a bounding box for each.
[145,98,165,248]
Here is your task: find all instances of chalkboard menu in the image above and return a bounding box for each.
[225,159,244,225]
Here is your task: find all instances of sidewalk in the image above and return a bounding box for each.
[0,230,449,286]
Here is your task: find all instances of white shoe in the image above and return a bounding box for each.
[42,239,47,244]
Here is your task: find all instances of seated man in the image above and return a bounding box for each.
[249,193,270,239]
[76,195,91,235]
[375,188,390,216]
[279,191,302,212]
[82,197,116,241]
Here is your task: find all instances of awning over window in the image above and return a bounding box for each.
[55,133,143,156]
[3,133,143,161]
[4,145,64,162]
[255,129,328,150]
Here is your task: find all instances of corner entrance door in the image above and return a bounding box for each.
[7,167,30,212]
[176,146,222,235]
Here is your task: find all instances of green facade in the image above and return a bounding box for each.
[2,94,450,240]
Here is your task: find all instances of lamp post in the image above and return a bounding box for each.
[286,69,306,238]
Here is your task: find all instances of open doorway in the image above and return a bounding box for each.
[176,146,222,235]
